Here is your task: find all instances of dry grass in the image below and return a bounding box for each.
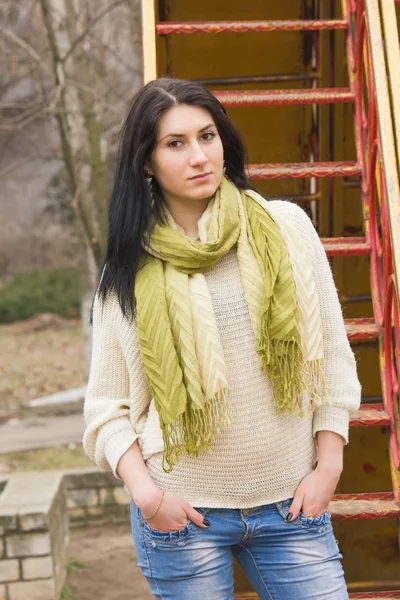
[0,445,93,474]
[0,314,91,472]
[0,314,87,413]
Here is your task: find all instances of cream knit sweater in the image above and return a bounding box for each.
[82,200,361,508]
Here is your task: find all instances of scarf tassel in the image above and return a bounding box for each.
[160,388,233,473]
[257,338,328,416]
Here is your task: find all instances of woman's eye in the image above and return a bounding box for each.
[202,132,215,141]
[167,140,182,148]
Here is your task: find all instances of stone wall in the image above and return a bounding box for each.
[0,472,68,600]
[63,468,131,528]
[0,467,130,600]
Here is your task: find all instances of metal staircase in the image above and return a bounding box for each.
[142,0,400,595]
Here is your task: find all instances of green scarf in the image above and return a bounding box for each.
[135,176,321,472]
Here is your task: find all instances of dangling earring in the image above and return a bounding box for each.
[145,171,155,209]
[223,159,232,182]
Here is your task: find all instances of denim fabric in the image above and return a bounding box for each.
[130,497,348,600]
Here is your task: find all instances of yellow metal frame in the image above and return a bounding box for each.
[141,0,157,83]
[381,0,400,177]
[366,0,400,301]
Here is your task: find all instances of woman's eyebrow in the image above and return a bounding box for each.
[159,123,215,142]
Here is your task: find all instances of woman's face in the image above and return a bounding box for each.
[145,104,224,207]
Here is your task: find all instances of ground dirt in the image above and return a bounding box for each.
[66,523,154,600]
[1,315,154,599]
[0,313,87,415]
[0,314,91,472]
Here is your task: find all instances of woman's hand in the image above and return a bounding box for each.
[136,488,209,532]
[287,430,345,521]
[287,465,341,521]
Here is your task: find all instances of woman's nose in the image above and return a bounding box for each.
[189,145,208,166]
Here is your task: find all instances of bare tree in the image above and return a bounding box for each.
[0,0,143,364]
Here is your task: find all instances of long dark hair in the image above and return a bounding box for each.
[92,76,252,323]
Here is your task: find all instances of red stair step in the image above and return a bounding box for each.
[345,318,379,341]
[157,20,348,35]
[350,404,390,427]
[329,492,400,521]
[213,88,354,106]
[247,161,361,179]
[322,237,371,256]
[235,593,400,599]
[349,592,400,599]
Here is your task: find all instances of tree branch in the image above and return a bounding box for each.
[0,25,49,73]
[61,0,128,64]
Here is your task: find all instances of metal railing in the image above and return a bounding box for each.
[343,0,400,486]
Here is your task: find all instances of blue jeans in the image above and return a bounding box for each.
[130,497,348,600]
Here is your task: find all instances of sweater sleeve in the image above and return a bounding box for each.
[82,290,146,480]
[298,206,361,443]
[271,201,362,444]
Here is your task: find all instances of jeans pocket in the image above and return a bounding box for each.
[137,505,197,549]
[296,510,331,527]
[275,497,331,531]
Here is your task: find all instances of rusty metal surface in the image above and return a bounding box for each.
[193,73,319,85]
[265,192,320,203]
[322,237,371,256]
[157,20,348,35]
[344,0,400,481]
[329,492,400,520]
[247,161,361,179]
[350,405,390,427]
[349,593,400,599]
[234,592,400,599]
[213,88,354,107]
[344,318,379,341]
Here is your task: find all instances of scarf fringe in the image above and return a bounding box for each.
[302,357,331,412]
[161,388,233,473]
[257,339,328,417]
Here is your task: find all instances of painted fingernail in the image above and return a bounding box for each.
[202,518,210,526]
[285,512,293,522]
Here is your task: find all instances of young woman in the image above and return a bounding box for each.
[83,77,361,600]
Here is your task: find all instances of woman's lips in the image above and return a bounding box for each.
[190,172,211,180]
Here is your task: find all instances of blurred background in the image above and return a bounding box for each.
[0,3,149,598]
[0,0,142,448]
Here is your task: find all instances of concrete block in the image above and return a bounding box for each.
[6,533,51,558]
[66,488,98,509]
[86,506,104,518]
[22,556,53,580]
[8,578,55,600]
[0,473,62,509]
[0,559,19,583]
[62,468,120,490]
[99,486,130,505]
[0,514,17,536]
[0,584,7,600]
[19,512,48,532]
[113,487,131,505]
[67,508,85,521]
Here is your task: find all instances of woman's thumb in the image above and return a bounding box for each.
[184,505,210,528]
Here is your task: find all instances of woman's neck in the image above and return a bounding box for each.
[164,196,212,239]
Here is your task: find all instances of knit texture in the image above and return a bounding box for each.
[135,177,325,472]
[82,200,361,508]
